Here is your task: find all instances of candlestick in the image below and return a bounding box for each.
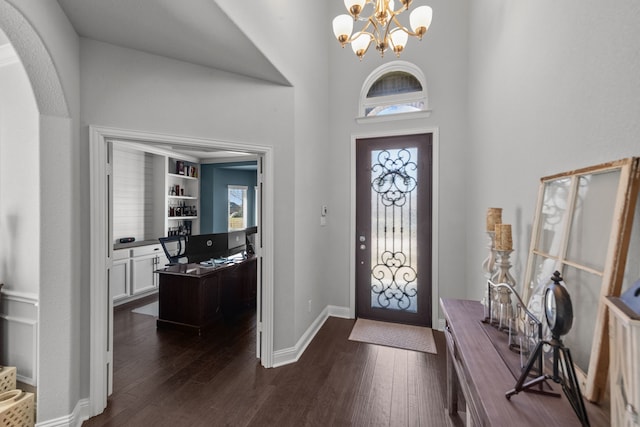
[491,249,517,330]
[482,231,497,278]
[493,249,516,288]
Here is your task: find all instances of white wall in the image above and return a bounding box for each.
[467,0,640,301]
[81,0,335,354]
[0,54,39,296]
[203,0,333,346]
[328,0,471,320]
[79,39,301,350]
[112,145,161,243]
[0,47,39,386]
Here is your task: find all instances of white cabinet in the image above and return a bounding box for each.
[131,244,166,295]
[606,296,640,427]
[131,253,157,295]
[112,244,168,305]
[111,249,130,302]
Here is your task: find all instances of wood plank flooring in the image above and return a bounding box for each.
[83,296,459,427]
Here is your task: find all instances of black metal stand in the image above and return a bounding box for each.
[505,335,590,426]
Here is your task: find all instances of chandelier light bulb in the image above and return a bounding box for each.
[351,32,371,60]
[410,5,433,39]
[344,0,366,18]
[390,29,409,57]
[333,14,354,46]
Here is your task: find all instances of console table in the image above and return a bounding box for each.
[156,256,256,334]
[441,298,609,426]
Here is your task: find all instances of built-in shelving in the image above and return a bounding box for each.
[168,195,197,200]
[168,172,198,180]
[166,156,200,237]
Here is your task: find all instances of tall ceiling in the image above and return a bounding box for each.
[56,0,289,86]
[54,0,270,162]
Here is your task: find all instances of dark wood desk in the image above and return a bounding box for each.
[156,256,256,334]
[441,298,608,426]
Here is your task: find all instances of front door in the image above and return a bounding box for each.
[355,134,432,326]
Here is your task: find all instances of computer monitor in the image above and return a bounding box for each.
[227,230,246,256]
[245,226,257,255]
[185,233,228,263]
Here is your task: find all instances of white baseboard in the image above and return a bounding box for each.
[272,305,351,367]
[36,398,90,427]
[327,305,351,319]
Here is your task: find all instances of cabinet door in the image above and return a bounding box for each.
[111,259,129,301]
[154,253,169,287]
[131,254,157,295]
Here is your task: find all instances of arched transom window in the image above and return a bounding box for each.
[358,61,430,121]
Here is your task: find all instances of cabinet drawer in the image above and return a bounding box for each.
[131,244,163,257]
[113,249,130,261]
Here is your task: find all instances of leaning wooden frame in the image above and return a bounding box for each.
[521,157,640,403]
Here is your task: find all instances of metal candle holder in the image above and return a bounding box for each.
[487,250,516,330]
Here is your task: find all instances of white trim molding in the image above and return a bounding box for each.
[272,305,351,367]
[0,290,38,385]
[89,125,276,417]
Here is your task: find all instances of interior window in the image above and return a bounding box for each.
[360,62,429,119]
[228,185,247,230]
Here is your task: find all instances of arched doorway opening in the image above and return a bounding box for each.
[0,1,76,423]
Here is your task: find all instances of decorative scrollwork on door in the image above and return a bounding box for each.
[370,148,419,312]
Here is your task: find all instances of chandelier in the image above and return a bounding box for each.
[332,0,433,60]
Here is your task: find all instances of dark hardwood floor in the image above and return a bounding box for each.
[83,297,458,427]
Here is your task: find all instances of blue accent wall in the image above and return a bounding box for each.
[200,161,257,234]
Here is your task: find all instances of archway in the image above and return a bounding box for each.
[0,1,77,423]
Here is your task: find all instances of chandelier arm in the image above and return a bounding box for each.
[390,15,420,37]
[348,30,375,44]
[369,16,383,40]
[347,19,375,44]
[382,19,393,43]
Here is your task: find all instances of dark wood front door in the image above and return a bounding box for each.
[355,134,433,326]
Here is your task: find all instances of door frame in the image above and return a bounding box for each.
[349,127,439,328]
[89,125,275,417]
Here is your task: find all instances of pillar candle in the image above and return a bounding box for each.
[495,224,513,251]
[486,207,502,232]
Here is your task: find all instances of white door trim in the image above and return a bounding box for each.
[89,125,275,416]
[349,126,440,328]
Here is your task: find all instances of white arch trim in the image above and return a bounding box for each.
[0,1,69,117]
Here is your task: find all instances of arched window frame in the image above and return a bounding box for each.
[357,61,431,124]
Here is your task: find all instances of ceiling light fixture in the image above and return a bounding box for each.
[332,0,433,60]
